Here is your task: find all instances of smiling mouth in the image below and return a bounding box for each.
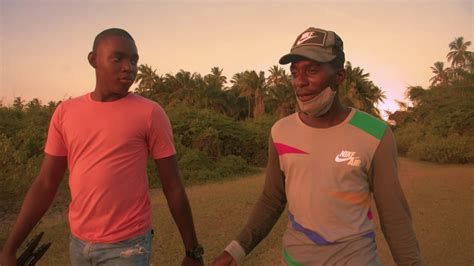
[297,94,317,102]
[119,77,135,83]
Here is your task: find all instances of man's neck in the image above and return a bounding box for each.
[298,100,351,128]
[91,88,129,102]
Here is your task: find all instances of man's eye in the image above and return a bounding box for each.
[113,57,120,62]
[307,68,319,74]
[131,59,138,65]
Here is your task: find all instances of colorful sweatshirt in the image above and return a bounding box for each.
[225,109,421,265]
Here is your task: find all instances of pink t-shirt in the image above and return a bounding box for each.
[45,92,176,242]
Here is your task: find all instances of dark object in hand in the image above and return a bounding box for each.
[17,232,51,266]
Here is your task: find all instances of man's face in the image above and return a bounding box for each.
[290,59,339,102]
[91,35,139,95]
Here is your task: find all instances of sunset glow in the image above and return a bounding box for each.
[1,0,472,119]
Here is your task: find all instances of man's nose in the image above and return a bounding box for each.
[293,73,309,88]
[121,60,133,72]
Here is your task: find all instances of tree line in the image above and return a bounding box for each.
[388,36,473,163]
[134,62,386,119]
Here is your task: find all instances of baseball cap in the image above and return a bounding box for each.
[279,27,344,65]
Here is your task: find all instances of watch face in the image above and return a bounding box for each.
[194,246,204,256]
[187,245,204,259]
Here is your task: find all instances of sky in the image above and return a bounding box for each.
[1,0,473,117]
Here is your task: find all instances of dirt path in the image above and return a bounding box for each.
[1,158,473,265]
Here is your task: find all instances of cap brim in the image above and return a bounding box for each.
[279,46,337,65]
[279,54,311,65]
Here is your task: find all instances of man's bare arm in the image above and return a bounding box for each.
[0,154,67,265]
[155,155,202,265]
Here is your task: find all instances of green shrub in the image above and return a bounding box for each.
[215,155,254,177]
[392,85,473,163]
[241,115,275,166]
[192,127,221,160]
[178,150,254,183]
[167,106,273,167]
[394,123,426,155]
[0,133,43,213]
[407,135,474,163]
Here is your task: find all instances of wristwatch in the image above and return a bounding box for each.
[186,244,204,260]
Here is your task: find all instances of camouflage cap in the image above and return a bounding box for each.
[279,27,344,64]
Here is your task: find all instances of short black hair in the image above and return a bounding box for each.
[92,28,135,52]
[329,45,345,70]
[326,33,345,70]
[329,53,345,70]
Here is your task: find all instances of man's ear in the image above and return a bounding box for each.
[88,52,97,68]
[335,68,346,85]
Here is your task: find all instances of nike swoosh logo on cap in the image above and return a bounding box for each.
[296,35,316,46]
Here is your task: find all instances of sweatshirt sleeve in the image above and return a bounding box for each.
[370,127,422,265]
[224,135,287,263]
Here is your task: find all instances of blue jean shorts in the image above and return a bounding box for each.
[69,230,153,266]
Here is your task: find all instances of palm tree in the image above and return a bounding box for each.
[267,65,286,87]
[395,100,408,112]
[340,62,386,117]
[231,70,267,119]
[135,64,164,101]
[221,88,248,119]
[266,65,295,117]
[231,71,254,118]
[204,67,227,90]
[135,64,159,91]
[466,51,474,73]
[447,37,472,69]
[166,70,200,106]
[429,61,451,86]
[25,98,42,112]
[12,97,25,111]
[405,86,426,107]
[200,67,230,113]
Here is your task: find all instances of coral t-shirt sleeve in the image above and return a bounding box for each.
[44,104,68,156]
[148,105,176,159]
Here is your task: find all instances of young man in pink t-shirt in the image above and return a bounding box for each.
[0,28,204,266]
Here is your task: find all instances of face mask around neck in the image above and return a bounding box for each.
[296,86,336,117]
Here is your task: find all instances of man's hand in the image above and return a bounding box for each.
[212,251,237,266]
[182,256,204,266]
[0,249,17,266]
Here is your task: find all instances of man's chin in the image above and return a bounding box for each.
[115,83,132,93]
[118,79,134,87]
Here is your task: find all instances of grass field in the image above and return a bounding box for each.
[1,157,473,265]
